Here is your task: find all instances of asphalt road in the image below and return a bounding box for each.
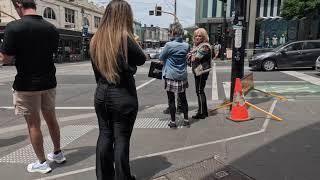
[1,60,320,180]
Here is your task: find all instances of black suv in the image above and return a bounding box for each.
[249,40,320,71]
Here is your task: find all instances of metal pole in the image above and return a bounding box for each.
[174,0,177,23]
[229,0,247,102]
[221,1,228,60]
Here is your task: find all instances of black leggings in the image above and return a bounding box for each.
[167,91,188,121]
[195,73,209,116]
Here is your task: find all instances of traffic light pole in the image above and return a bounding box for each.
[155,9,180,23]
[229,0,247,102]
[174,0,177,23]
[221,0,227,60]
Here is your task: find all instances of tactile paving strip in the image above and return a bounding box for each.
[0,125,95,164]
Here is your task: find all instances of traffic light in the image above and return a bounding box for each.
[155,6,162,16]
[149,10,154,16]
[217,25,222,35]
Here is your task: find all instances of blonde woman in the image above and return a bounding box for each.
[90,1,146,179]
[188,28,212,119]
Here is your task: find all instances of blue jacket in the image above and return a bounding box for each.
[159,37,190,81]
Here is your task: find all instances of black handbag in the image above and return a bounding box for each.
[148,61,163,79]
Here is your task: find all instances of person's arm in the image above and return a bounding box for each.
[91,60,102,84]
[51,27,60,54]
[194,45,210,61]
[0,24,16,65]
[0,52,13,64]
[159,44,170,63]
[128,37,146,66]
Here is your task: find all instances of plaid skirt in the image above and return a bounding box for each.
[164,78,189,93]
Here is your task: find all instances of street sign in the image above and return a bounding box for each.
[82,25,88,37]
[234,26,243,48]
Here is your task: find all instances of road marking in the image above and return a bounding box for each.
[262,100,277,131]
[0,113,96,134]
[136,78,156,90]
[282,71,320,86]
[211,62,219,100]
[36,100,278,180]
[0,106,95,110]
[0,79,155,111]
[0,125,95,164]
[222,82,231,99]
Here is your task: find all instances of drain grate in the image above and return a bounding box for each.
[154,156,255,180]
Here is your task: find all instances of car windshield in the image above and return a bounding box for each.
[273,42,290,52]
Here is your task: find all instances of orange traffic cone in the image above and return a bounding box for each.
[228,78,252,122]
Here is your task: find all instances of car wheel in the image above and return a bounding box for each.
[262,59,276,71]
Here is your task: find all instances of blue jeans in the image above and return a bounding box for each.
[94,83,138,180]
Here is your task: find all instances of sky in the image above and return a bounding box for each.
[91,0,196,28]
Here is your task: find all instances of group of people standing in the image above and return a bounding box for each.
[0,0,213,180]
[160,24,212,128]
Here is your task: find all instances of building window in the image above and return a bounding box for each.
[43,7,56,20]
[201,0,208,18]
[263,0,268,17]
[277,0,282,16]
[83,17,89,26]
[94,16,101,28]
[65,8,75,23]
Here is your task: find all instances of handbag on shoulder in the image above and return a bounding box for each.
[191,42,213,76]
[148,61,163,79]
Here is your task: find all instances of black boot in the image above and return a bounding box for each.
[192,113,208,119]
[168,121,177,128]
[163,107,170,114]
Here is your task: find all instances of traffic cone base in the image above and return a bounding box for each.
[228,78,252,122]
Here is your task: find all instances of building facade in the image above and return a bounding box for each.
[195,0,284,50]
[0,0,143,61]
[142,25,169,48]
[0,0,105,33]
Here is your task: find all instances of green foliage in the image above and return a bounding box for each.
[281,0,320,19]
[183,32,194,45]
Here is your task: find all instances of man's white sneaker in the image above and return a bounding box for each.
[27,161,52,174]
[47,151,66,164]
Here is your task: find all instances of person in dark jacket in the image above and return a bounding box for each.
[89,1,146,179]
[188,28,212,119]
[0,0,65,174]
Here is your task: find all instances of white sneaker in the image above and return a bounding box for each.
[27,161,52,174]
[47,151,66,164]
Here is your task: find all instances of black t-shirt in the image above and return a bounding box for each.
[0,15,59,91]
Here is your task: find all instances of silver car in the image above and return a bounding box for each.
[316,56,320,72]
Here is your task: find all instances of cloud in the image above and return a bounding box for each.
[91,0,195,28]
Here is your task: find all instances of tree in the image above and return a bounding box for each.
[281,0,320,19]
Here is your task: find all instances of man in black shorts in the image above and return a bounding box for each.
[0,0,65,174]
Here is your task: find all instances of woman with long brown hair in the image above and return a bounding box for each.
[90,1,146,179]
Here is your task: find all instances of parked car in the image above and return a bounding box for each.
[316,56,320,72]
[144,48,161,59]
[249,40,320,71]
